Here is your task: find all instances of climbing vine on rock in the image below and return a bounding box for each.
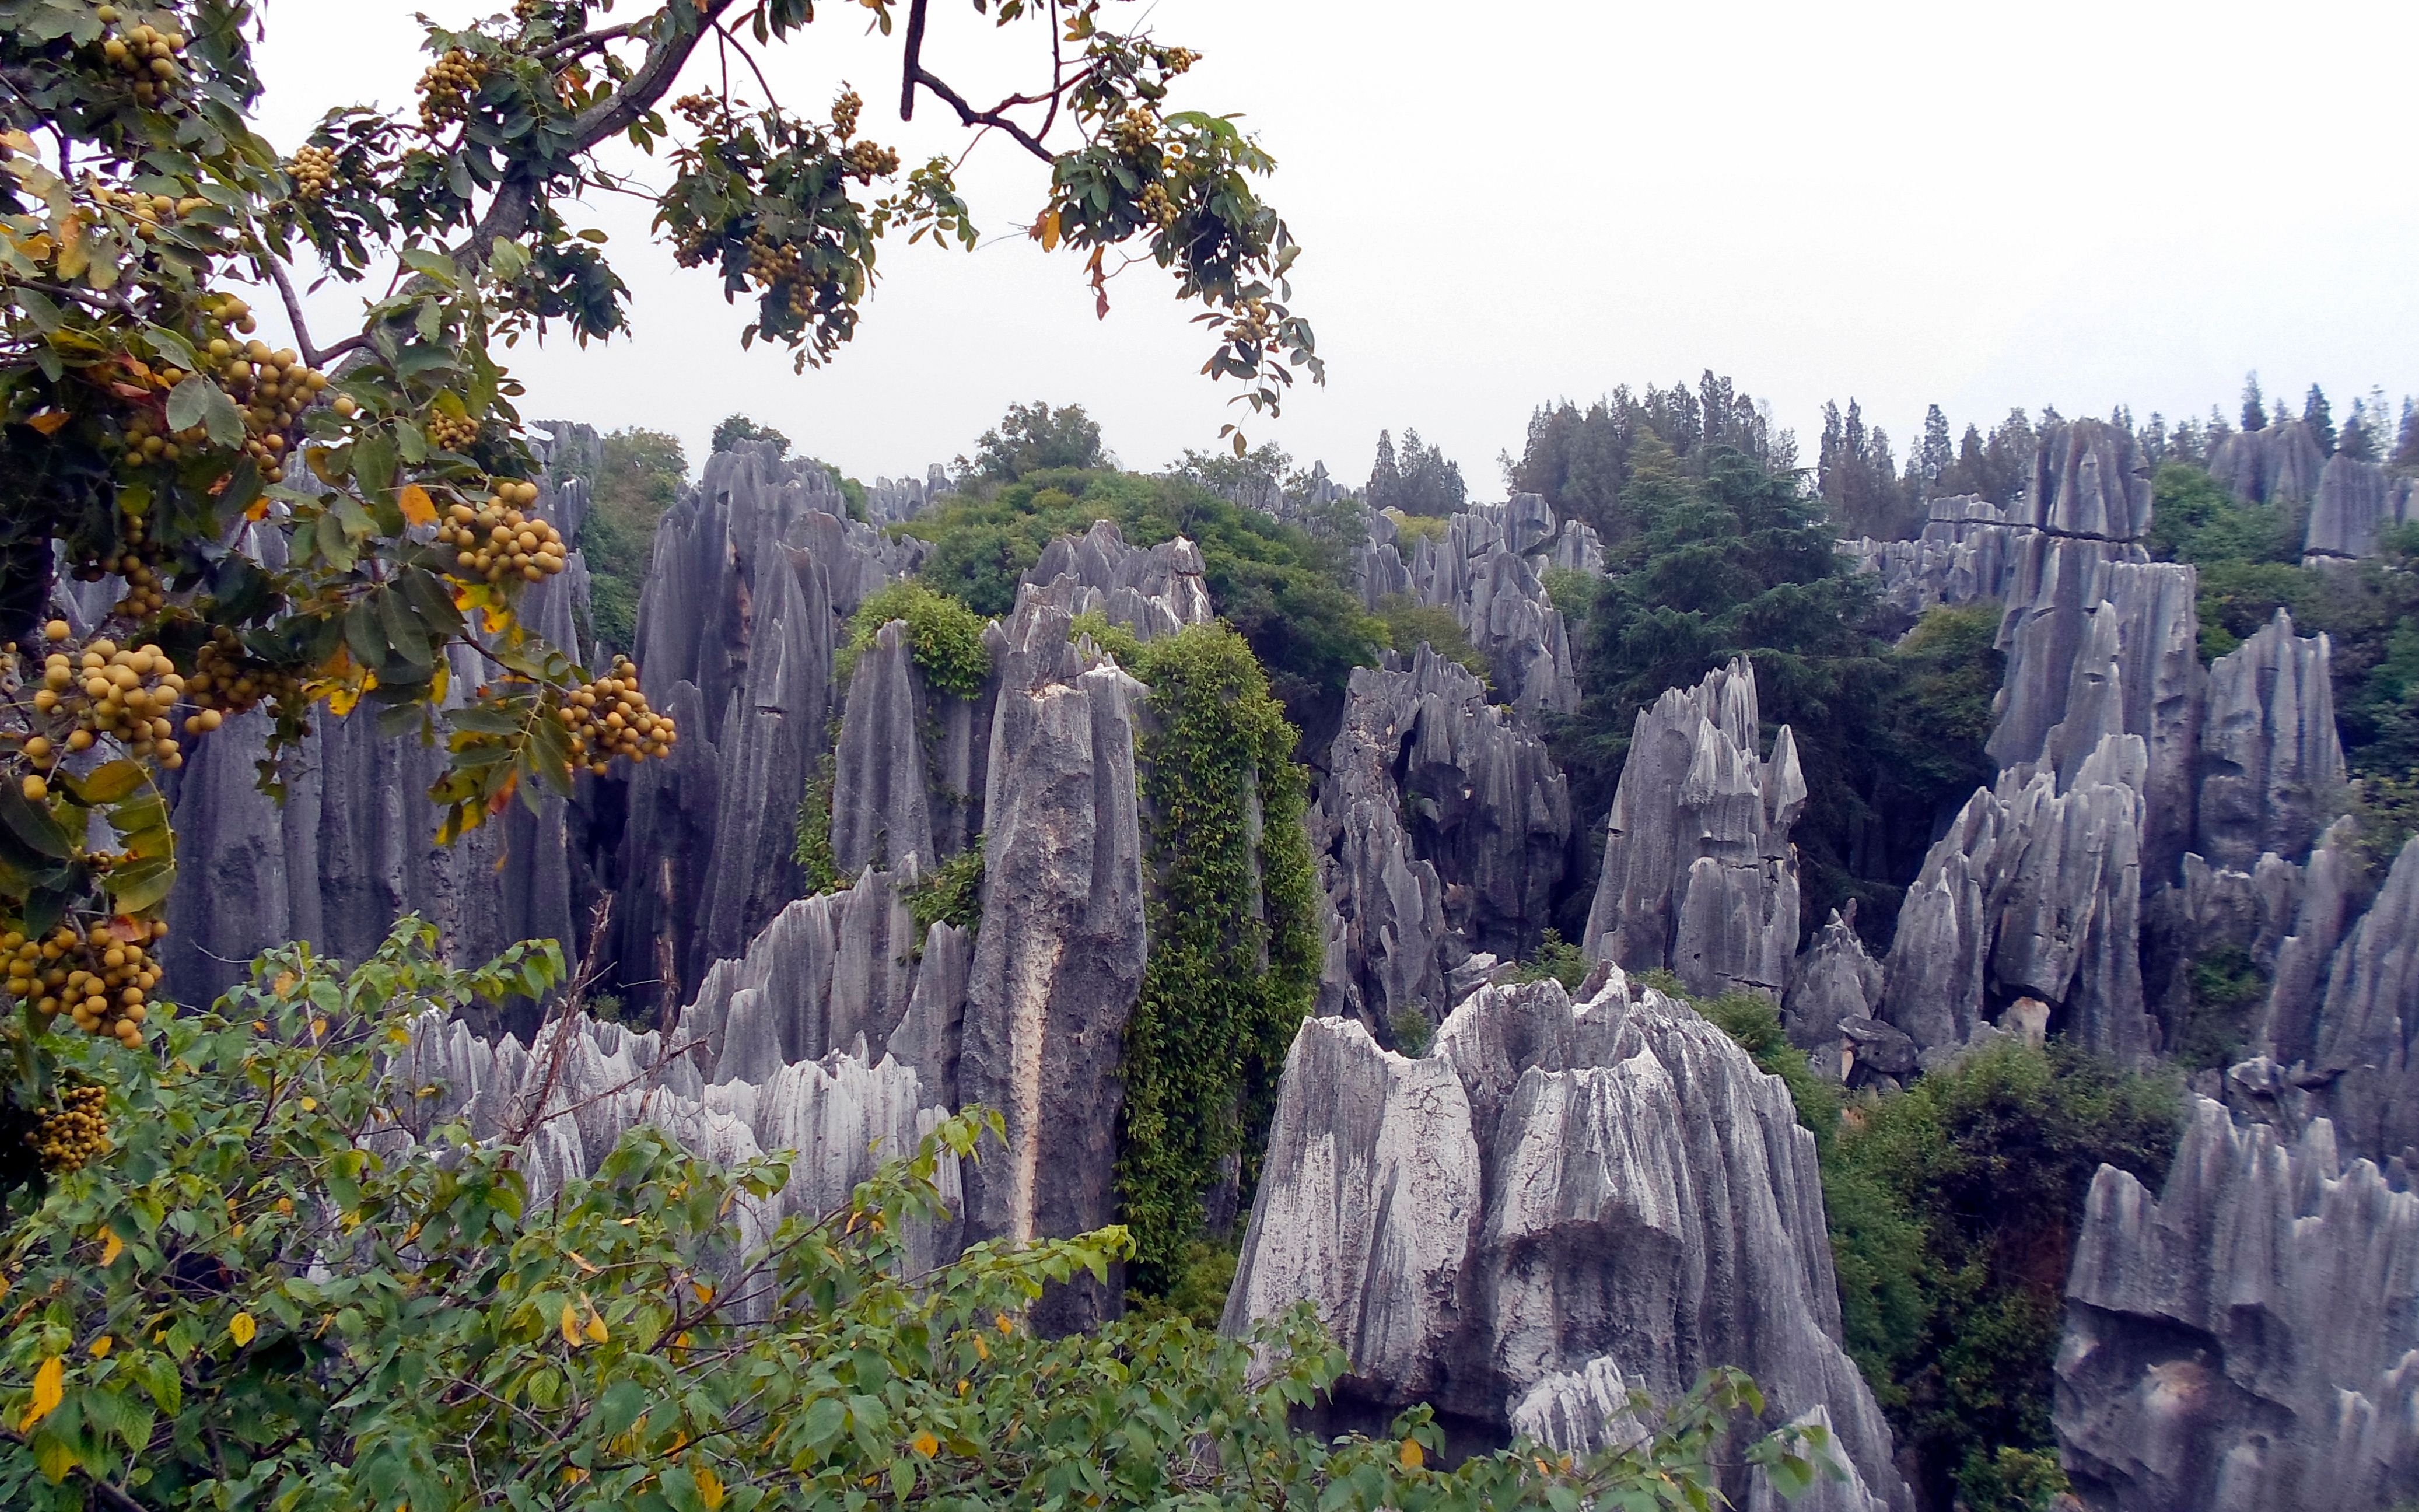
[1117,623,1319,1292]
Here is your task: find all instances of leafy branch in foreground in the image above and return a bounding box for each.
[0,922,1839,1510]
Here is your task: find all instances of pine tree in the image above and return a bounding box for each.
[2340,398,2379,463]
[1916,404,1955,489]
[2140,414,2170,466]
[2241,373,2268,432]
[2302,384,2336,456]
[1368,430,1401,511]
[2395,400,2419,471]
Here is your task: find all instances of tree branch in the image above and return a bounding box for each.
[263,257,324,369]
[897,0,1070,164]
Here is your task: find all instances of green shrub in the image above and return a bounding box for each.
[1385,509,1451,547]
[2173,946,2266,1070]
[793,754,847,894]
[1067,609,1143,666]
[1123,1238,1240,1329]
[839,580,993,698]
[1542,565,1603,626]
[1506,928,1589,992]
[1388,1007,1434,1058]
[906,836,984,941]
[1822,1041,2182,1509]
[1373,593,1491,682]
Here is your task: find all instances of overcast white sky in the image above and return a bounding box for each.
[250,1,2419,489]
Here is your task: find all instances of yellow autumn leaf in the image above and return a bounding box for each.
[230,1312,257,1347]
[564,1249,597,1275]
[20,1356,62,1432]
[561,1302,583,1349]
[1039,208,1062,251]
[398,484,437,527]
[100,1231,122,1266]
[1399,1437,1424,1469]
[583,1306,608,1345]
[995,1312,1015,1335]
[910,1432,939,1458]
[87,1336,112,1359]
[26,411,69,435]
[696,1466,725,1509]
[972,1334,988,1362]
[692,1280,713,1306]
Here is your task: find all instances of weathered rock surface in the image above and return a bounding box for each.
[1021,519,1214,640]
[1840,494,2026,626]
[396,1006,960,1270]
[612,444,926,1015]
[1224,978,1910,1511]
[1407,496,1585,715]
[955,592,1149,1329]
[2204,419,2328,509]
[830,619,944,876]
[1784,908,1884,1080]
[2196,609,2345,870]
[2056,1097,2419,1512]
[1584,657,1806,999]
[2301,452,2418,561]
[1879,735,2157,1063]
[1312,646,1573,1030]
[2296,832,2419,1169]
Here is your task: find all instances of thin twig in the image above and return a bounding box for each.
[263,257,324,369]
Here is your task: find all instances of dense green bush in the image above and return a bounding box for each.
[1118,626,1324,1293]
[906,836,984,940]
[2172,946,2267,1070]
[0,923,1844,1511]
[900,468,1383,722]
[1821,1042,2182,1511]
[1506,928,1590,993]
[840,581,994,699]
[1373,593,1490,682]
[793,754,845,894]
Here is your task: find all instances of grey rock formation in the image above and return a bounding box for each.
[1022,519,1214,640]
[1784,909,1884,1080]
[2196,609,2345,870]
[2302,452,2418,561]
[1840,495,2026,626]
[1224,978,1910,1511]
[2255,816,2366,1073]
[396,1006,960,1268]
[613,445,925,1014]
[830,619,943,876]
[2204,419,2327,508]
[1407,497,1584,715]
[1879,736,2158,1063]
[1313,645,1572,1029]
[955,592,1150,1329]
[1584,657,1806,999]
[2056,1097,2419,1512]
[2017,418,2155,540]
[863,464,950,528]
[2296,832,2419,1168]
[1987,536,2200,876]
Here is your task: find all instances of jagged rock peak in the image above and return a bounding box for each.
[2302,450,2419,562]
[2204,419,2327,509]
[1223,977,1911,1511]
[2017,417,2154,542]
[1403,496,1585,715]
[2197,608,2346,870]
[1880,734,2157,1064]
[1021,519,1214,642]
[2057,1096,2419,1512]
[395,1007,960,1276]
[1784,907,1885,1082]
[957,593,1149,1331]
[1583,656,1805,999]
[1312,644,1571,1028]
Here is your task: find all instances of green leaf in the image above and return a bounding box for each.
[142,326,201,371]
[164,374,243,445]
[489,237,530,281]
[104,856,176,914]
[397,247,460,286]
[69,760,147,805]
[352,432,398,497]
[594,1378,649,1440]
[0,783,72,858]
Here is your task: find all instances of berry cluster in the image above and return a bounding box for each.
[832,89,863,139]
[183,625,297,723]
[425,410,480,452]
[557,657,677,773]
[219,338,328,484]
[90,183,209,236]
[4,921,165,1049]
[1139,182,1176,228]
[62,514,164,620]
[418,50,488,133]
[437,480,567,586]
[95,9,187,108]
[288,144,337,200]
[15,621,188,776]
[1112,106,1159,156]
[842,140,899,183]
[29,1084,109,1174]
